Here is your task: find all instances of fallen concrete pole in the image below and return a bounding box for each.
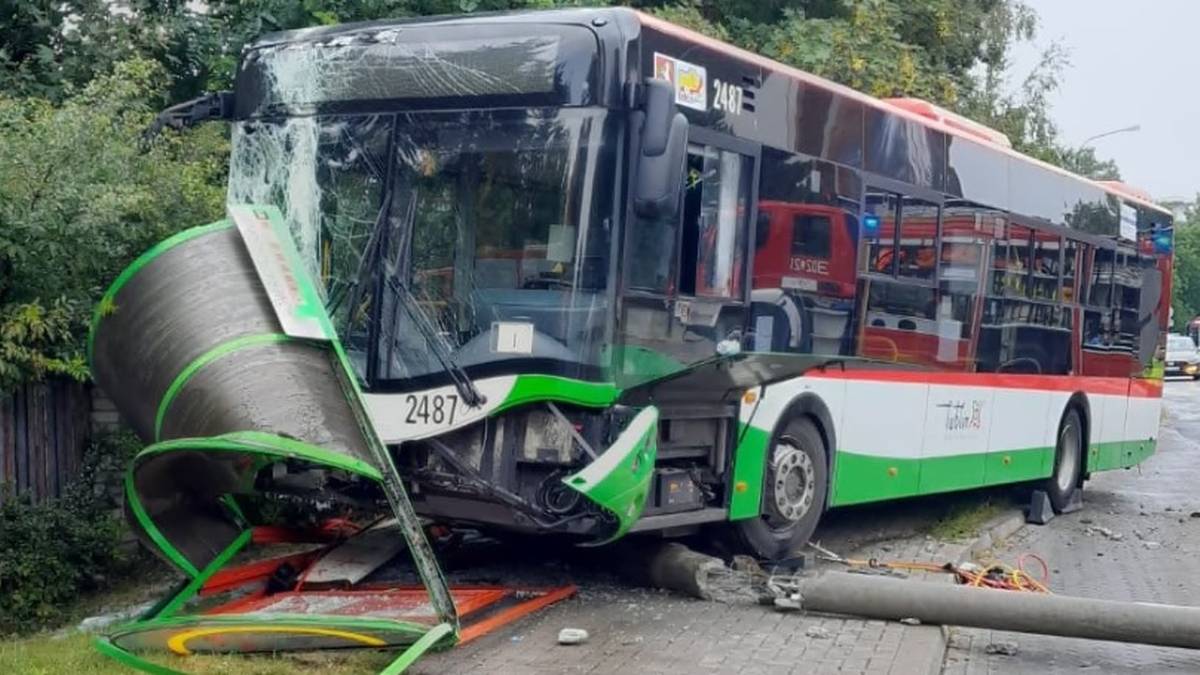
[620,542,728,600]
[794,571,1200,650]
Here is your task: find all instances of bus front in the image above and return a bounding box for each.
[226,11,674,542]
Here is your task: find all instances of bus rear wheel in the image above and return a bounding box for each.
[1043,408,1083,512]
[730,417,828,560]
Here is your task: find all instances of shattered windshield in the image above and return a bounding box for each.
[228,108,618,386]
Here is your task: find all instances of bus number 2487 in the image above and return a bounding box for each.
[404,393,459,425]
[712,78,743,115]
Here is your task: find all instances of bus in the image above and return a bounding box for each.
[170,7,1173,560]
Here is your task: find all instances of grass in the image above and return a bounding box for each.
[0,631,402,674]
[923,497,1006,541]
[0,554,404,675]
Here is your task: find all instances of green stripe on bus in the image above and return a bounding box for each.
[154,333,292,440]
[830,447,1053,506]
[730,435,1158,517]
[88,220,234,367]
[1088,439,1156,472]
[496,375,619,414]
[728,423,770,520]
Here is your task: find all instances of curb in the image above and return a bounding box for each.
[961,510,1027,563]
[924,508,1026,673]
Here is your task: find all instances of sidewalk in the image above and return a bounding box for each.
[941,407,1200,674]
[414,515,1022,675]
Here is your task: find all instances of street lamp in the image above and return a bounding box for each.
[1080,124,1141,147]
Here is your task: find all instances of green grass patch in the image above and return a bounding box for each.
[923,497,1005,541]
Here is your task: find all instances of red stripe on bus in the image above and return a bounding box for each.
[805,369,1162,398]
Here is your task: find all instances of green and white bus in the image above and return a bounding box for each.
[179,7,1174,559]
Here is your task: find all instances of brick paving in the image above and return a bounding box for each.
[942,383,1200,674]
[414,515,978,674]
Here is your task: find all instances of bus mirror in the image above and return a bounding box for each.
[633,80,688,220]
[641,79,674,155]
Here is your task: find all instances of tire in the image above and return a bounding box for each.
[1043,408,1083,512]
[729,417,829,560]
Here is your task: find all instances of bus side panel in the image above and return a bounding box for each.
[1091,389,1130,471]
[983,388,1053,485]
[918,385,992,494]
[729,376,846,520]
[829,379,927,506]
[1120,383,1161,468]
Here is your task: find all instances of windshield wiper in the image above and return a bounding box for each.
[384,274,486,408]
[338,182,485,408]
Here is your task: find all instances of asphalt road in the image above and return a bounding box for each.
[943,379,1200,674]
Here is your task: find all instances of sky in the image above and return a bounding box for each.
[1008,0,1198,202]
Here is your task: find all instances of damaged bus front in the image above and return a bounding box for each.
[224,11,686,544]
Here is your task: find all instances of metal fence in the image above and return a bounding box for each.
[0,379,92,503]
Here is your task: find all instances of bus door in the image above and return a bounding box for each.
[618,127,759,387]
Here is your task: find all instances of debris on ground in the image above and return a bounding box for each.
[1143,541,1162,550]
[77,600,157,634]
[1084,525,1123,541]
[900,617,922,625]
[557,628,589,645]
[805,626,832,639]
[985,641,1020,656]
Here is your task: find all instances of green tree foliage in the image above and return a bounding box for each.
[1171,198,1200,330]
[0,58,227,388]
[0,0,1145,388]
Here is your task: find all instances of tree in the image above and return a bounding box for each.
[0,58,227,388]
[1171,196,1200,330]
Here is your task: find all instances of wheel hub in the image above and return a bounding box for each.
[771,442,816,522]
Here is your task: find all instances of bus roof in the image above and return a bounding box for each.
[636,11,1171,218]
[238,7,1169,219]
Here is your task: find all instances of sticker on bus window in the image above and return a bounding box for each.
[653,52,707,111]
[492,321,534,354]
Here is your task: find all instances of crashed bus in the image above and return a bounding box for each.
[90,11,1176,665]
[143,6,1174,559]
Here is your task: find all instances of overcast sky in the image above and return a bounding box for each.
[1009,0,1197,201]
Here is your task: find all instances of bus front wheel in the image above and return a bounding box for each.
[1043,407,1083,512]
[730,417,828,560]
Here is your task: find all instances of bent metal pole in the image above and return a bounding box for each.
[797,572,1200,650]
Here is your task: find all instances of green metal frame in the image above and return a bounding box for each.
[93,206,460,673]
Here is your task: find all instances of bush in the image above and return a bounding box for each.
[0,58,228,391]
[0,430,142,634]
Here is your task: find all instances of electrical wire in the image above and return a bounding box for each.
[809,541,1051,593]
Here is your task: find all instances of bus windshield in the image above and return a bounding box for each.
[228,107,618,386]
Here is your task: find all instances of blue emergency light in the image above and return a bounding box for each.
[863,214,881,234]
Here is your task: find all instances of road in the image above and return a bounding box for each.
[943,379,1200,674]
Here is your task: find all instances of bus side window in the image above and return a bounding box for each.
[897,196,938,281]
[862,190,899,276]
[753,147,860,355]
[687,145,750,299]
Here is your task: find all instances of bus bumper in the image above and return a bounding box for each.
[562,406,659,544]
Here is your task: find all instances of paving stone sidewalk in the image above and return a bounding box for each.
[942,385,1200,675]
[413,530,985,675]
